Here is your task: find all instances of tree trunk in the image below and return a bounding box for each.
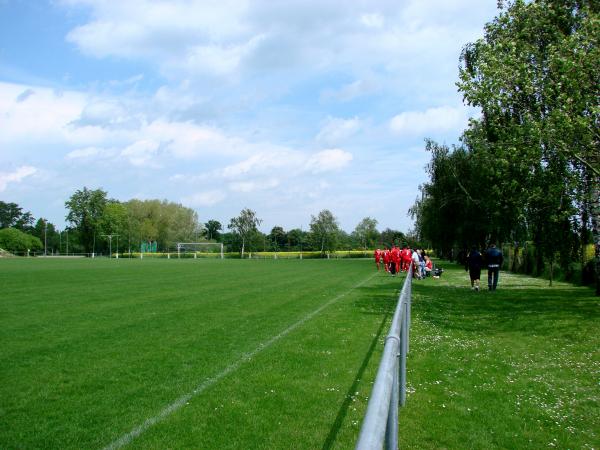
[241,237,245,259]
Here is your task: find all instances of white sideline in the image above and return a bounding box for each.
[103,271,378,450]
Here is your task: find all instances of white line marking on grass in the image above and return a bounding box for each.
[103,271,378,450]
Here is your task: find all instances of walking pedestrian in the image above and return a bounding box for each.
[465,246,483,291]
[484,243,504,291]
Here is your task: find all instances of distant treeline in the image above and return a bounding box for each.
[1,191,421,256]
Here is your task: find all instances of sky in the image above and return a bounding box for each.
[0,0,500,234]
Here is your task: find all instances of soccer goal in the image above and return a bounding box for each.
[176,242,224,259]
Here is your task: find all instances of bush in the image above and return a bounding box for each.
[0,228,43,253]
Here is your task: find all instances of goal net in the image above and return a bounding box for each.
[176,242,224,259]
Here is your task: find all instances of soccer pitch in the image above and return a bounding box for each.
[1,258,398,449]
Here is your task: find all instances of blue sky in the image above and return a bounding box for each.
[0,0,499,233]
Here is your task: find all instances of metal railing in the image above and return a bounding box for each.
[356,268,412,450]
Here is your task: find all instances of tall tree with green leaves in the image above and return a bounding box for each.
[0,201,34,231]
[65,187,108,254]
[204,220,222,241]
[269,226,286,251]
[228,208,262,258]
[353,217,379,250]
[309,209,340,254]
[457,0,599,292]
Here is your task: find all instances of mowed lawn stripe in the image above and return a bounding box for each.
[1,258,393,449]
[103,269,379,450]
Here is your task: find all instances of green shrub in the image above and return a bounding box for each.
[0,228,43,253]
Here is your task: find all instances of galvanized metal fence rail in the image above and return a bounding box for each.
[355,268,413,450]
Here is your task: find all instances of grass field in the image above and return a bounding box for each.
[1,258,598,449]
[400,264,599,449]
[1,258,395,449]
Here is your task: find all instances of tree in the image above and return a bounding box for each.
[286,228,309,251]
[309,209,340,254]
[353,217,379,250]
[205,220,222,241]
[65,187,108,254]
[269,226,286,251]
[228,208,262,258]
[32,218,60,254]
[0,201,34,231]
[99,201,128,253]
[457,0,600,292]
[0,228,42,253]
[379,228,406,249]
[123,199,201,251]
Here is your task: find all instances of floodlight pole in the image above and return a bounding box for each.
[101,234,119,259]
[44,219,48,256]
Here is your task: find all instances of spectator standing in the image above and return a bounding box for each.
[412,249,422,279]
[484,243,504,291]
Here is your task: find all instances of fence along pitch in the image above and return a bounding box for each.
[356,267,412,450]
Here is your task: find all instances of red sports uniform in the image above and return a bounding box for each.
[382,250,390,272]
[374,249,382,270]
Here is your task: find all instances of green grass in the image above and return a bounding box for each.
[1,258,598,449]
[0,258,397,449]
[400,262,599,449]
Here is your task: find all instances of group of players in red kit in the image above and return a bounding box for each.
[373,245,432,278]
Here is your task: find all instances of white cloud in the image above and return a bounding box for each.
[0,166,37,192]
[360,13,384,29]
[321,79,379,102]
[228,178,279,193]
[60,0,495,82]
[305,149,353,173]
[66,146,110,159]
[0,81,85,145]
[316,117,361,145]
[182,190,227,207]
[218,150,302,179]
[389,105,469,136]
[120,139,160,167]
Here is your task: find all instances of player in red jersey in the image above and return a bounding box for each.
[374,248,382,270]
[401,246,412,272]
[391,245,401,274]
[382,248,390,272]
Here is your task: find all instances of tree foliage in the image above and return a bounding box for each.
[0,227,42,252]
[0,201,34,231]
[65,187,108,254]
[204,220,222,241]
[309,209,340,254]
[353,217,379,250]
[228,208,262,258]
[413,0,599,291]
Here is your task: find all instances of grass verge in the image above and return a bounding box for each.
[400,262,599,449]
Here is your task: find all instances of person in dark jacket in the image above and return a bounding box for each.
[465,246,483,291]
[484,243,504,291]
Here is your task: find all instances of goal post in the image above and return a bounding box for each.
[176,242,224,259]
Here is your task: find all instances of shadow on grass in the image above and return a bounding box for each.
[320,276,406,449]
[412,266,599,336]
[321,311,390,450]
[353,276,406,316]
